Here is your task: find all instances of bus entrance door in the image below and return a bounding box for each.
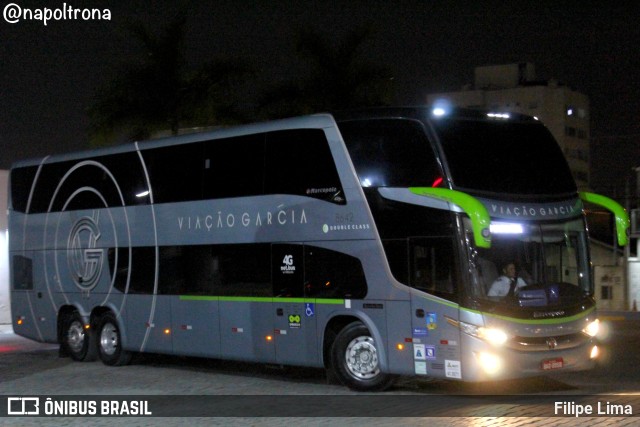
[272,244,319,366]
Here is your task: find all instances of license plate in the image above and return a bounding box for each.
[541,358,564,370]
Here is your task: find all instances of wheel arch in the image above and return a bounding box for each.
[322,312,389,372]
[57,304,88,344]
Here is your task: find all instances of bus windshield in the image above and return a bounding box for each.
[468,218,592,309]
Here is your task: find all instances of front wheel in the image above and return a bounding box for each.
[330,322,395,391]
[96,312,132,366]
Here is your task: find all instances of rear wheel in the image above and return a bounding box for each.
[330,322,395,391]
[96,312,132,366]
[61,311,96,361]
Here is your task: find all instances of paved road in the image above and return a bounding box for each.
[0,316,638,426]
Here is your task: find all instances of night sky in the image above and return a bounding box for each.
[1,1,639,197]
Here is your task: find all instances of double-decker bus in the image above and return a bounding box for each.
[9,106,629,391]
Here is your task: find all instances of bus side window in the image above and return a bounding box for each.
[202,134,265,200]
[382,237,458,299]
[12,255,33,290]
[265,129,345,204]
[477,257,498,293]
[215,244,271,297]
[381,239,409,285]
[304,246,367,299]
[143,142,204,203]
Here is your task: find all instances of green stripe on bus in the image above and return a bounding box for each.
[409,187,492,248]
[179,295,344,305]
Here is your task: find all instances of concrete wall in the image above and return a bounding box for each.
[0,170,9,324]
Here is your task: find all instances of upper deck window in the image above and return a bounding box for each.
[144,128,345,204]
[338,119,442,188]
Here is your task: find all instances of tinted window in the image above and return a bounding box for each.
[266,129,345,204]
[214,244,271,297]
[432,119,576,195]
[110,247,157,294]
[408,237,457,297]
[382,237,458,300]
[12,255,33,290]
[143,143,204,203]
[304,246,367,298]
[14,153,149,214]
[381,240,408,285]
[10,167,38,213]
[363,188,454,239]
[338,119,442,188]
[203,134,265,199]
[157,244,271,297]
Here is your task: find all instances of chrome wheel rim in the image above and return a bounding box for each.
[100,322,118,356]
[345,336,380,379]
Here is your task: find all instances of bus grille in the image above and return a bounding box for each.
[506,332,589,352]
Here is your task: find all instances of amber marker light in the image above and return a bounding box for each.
[396,343,405,351]
[164,328,171,335]
[266,335,273,342]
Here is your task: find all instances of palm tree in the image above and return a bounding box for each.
[260,26,395,119]
[89,16,254,146]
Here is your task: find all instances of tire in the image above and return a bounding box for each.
[96,312,132,366]
[330,322,395,391]
[61,311,97,362]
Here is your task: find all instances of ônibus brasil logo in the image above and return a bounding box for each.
[67,214,104,291]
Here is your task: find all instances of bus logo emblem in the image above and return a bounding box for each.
[281,255,296,274]
[67,214,104,291]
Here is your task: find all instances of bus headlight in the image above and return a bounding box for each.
[477,351,503,375]
[583,319,600,337]
[460,322,508,346]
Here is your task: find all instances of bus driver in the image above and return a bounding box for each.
[488,262,527,297]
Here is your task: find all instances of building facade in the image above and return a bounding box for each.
[427,63,591,190]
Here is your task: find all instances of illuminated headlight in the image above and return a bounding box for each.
[432,107,446,117]
[477,351,503,375]
[583,319,600,337]
[590,345,599,359]
[460,322,508,346]
[489,222,523,234]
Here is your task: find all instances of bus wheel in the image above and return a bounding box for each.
[331,322,395,391]
[62,311,96,362]
[96,312,132,366]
